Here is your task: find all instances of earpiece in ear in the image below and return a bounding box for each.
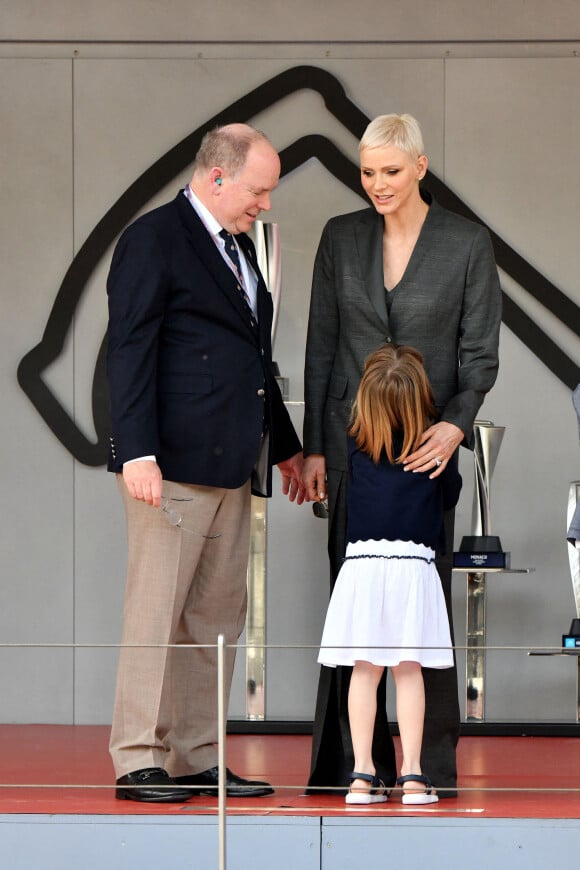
[216,177,222,186]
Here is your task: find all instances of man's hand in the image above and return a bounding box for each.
[402,421,464,478]
[301,453,327,503]
[277,452,306,504]
[122,460,163,506]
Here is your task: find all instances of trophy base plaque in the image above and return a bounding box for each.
[453,535,511,569]
[562,618,580,650]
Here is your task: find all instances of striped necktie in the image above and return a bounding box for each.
[219,229,256,328]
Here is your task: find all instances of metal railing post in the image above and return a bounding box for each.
[217,634,227,870]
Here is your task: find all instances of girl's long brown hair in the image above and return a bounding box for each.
[349,344,437,464]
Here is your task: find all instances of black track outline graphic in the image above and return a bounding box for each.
[17,65,580,465]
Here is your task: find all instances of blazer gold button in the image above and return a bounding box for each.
[257,388,265,397]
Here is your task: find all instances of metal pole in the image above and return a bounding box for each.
[246,496,266,719]
[217,634,226,870]
[465,571,486,720]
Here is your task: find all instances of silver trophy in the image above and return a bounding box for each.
[244,221,284,719]
[454,421,507,720]
[564,385,580,648]
[252,220,281,342]
[252,220,288,400]
[454,421,509,568]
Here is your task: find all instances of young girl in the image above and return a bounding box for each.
[318,344,462,805]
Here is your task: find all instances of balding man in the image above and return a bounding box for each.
[107,124,303,802]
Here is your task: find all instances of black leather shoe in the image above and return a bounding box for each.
[175,767,274,797]
[116,767,193,802]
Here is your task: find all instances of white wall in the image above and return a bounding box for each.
[1,2,579,725]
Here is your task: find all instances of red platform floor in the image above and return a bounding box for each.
[0,726,578,819]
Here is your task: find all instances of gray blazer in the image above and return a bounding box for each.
[304,194,502,472]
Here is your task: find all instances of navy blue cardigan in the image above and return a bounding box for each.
[345,436,462,553]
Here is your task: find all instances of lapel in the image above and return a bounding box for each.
[354,209,388,326]
[175,192,261,339]
[394,190,439,284]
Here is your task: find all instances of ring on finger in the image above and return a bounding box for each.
[434,457,443,467]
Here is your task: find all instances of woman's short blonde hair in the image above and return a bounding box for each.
[349,344,437,464]
[359,113,425,161]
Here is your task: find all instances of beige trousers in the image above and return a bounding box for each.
[109,476,251,778]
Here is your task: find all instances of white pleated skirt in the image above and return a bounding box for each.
[318,539,453,669]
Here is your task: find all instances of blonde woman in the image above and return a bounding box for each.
[304,113,501,796]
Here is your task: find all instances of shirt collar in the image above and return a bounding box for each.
[183,184,224,238]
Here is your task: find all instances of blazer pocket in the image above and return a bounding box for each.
[158,372,213,395]
[328,372,348,400]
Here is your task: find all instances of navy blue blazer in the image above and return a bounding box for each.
[106,191,301,495]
